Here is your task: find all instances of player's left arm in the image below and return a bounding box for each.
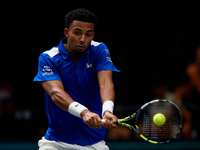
[97,70,118,128]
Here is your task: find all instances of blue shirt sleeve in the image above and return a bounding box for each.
[95,43,120,73]
[33,54,62,82]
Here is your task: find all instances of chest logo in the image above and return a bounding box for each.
[86,63,92,68]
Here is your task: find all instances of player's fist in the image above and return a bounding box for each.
[103,111,118,129]
[81,109,103,129]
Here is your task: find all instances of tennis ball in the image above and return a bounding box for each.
[153,113,166,126]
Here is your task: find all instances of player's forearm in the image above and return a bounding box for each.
[99,81,115,103]
[100,80,116,117]
[50,88,74,111]
[40,81,74,111]
[98,70,115,103]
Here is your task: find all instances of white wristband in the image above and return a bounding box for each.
[68,102,88,118]
[102,100,114,117]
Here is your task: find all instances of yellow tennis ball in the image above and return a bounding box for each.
[153,113,166,126]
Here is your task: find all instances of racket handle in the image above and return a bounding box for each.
[116,119,119,125]
[101,119,115,124]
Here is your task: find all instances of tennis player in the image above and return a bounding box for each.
[33,8,120,150]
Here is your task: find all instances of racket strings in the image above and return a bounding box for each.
[137,101,182,142]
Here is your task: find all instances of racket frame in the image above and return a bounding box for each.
[116,99,184,144]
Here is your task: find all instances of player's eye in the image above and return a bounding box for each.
[74,32,81,35]
[86,33,92,37]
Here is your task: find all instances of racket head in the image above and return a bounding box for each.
[136,99,184,144]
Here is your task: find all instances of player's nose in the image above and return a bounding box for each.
[79,35,86,43]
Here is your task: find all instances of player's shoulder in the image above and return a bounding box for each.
[42,47,60,58]
[90,40,102,47]
[38,47,61,64]
[90,40,107,48]
[90,40,108,54]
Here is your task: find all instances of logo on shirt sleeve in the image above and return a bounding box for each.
[42,66,54,75]
[105,49,110,55]
[106,57,112,62]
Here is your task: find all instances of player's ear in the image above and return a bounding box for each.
[64,28,69,38]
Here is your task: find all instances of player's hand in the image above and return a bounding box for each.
[102,111,118,129]
[81,109,103,129]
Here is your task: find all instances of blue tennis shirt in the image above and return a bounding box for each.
[33,38,120,146]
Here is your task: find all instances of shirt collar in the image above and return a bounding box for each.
[58,37,90,59]
[58,38,71,59]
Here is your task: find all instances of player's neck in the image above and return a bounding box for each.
[64,44,73,54]
[64,44,84,58]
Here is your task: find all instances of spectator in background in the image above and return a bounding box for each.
[186,46,200,139]
[173,82,192,139]
[186,46,200,93]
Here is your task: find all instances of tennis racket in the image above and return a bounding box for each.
[112,99,183,144]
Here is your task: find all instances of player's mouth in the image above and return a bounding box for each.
[77,45,86,51]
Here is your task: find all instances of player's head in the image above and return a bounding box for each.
[64,9,97,55]
[65,8,97,30]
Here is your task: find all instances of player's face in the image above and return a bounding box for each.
[64,20,95,53]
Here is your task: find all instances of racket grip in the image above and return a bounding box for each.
[116,119,119,125]
[101,119,117,124]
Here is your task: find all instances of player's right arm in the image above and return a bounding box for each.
[40,80,73,111]
[40,80,103,128]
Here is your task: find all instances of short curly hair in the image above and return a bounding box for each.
[65,8,97,29]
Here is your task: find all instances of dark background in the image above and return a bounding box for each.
[1,1,200,142]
